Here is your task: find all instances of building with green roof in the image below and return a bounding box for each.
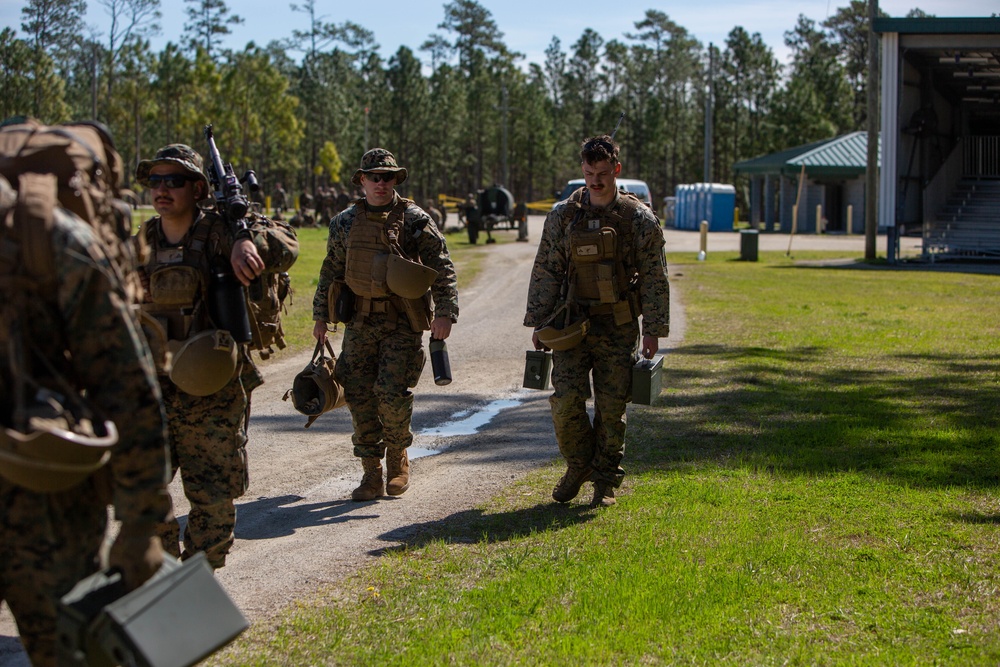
[734,131,878,235]
[735,16,1000,260]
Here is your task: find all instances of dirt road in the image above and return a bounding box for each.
[0,220,890,665]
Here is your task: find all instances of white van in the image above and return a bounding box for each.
[554,178,653,210]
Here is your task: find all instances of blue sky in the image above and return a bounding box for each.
[1,0,995,68]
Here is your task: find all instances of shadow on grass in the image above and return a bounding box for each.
[948,512,1000,525]
[372,502,596,555]
[628,343,1000,489]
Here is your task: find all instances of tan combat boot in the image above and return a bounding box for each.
[385,446,410,496]
[552,464,593,503]
[589,481,616,508]
[351,457,384,501]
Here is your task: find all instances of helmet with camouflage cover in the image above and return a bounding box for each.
[386,254,437,299]
[166,329,238,396]
[351,148,408,186]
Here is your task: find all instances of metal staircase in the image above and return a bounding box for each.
[923,177,1000,260]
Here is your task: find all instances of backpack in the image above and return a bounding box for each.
[243,211,297,360]
[0,122,134,487]
[0,118,141,302]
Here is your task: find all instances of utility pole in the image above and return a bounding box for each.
[704,43,714,184]
[495,85,511,186]
[865,0,879,260]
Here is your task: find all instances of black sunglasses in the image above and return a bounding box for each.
[364,172,396,184]
[143,173,198,189]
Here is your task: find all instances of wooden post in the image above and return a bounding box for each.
[847,204,853,235]
[699,220,708,260]
[787,164,806,255]
[816,204,823,234]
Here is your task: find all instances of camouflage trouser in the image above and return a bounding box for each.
[158,368,256,569]
[0,481,105,667]
[549,316,639,487]
[335,314,425,459]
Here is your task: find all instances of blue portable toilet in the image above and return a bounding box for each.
[675,184,688,230]
[674,183,735,232]
[706,183,735,232]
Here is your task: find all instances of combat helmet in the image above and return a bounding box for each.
[385,254,438,299]
[166,329,238,396]
[535,316,590,351]
[534,302,590,351]
[0,408,117,493]
[283,340,346,428]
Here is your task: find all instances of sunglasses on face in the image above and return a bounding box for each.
[144,174,197,189]
[364,172,396,184]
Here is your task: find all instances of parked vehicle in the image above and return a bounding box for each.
[553,178,653,210]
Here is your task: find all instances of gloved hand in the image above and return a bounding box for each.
[109,523,165,591]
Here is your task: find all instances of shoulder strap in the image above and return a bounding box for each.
[13,172,59,283]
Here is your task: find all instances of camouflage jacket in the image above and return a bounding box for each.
[313,194,459,323]
[138,209,298,389]
[524,188,670,338]
[139,209,298,285]
[0,207,171,525]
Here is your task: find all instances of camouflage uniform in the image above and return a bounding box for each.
[0,206,171,667]
[525,187,669,495]
[138,208,295,568]
[313,199,458,462]
[272,184,287,214]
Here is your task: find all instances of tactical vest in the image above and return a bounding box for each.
[563,188,643,325]
[344,198,408,298]
[140,216,219,344]
[342,198,432,331]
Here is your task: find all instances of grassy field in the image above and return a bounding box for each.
[210,249,1000,665]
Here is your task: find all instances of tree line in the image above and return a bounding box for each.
[2,0,928,210]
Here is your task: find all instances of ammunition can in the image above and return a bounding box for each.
[523,350,552,390]
[58,553,248,667]
[631,354,663,405]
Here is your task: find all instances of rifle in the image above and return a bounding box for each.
[203,124,259,235]
[202,124,257,341]
[610,112,625,140]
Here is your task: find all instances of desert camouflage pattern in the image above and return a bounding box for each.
[0,208,171,667]
[525,188,669,488]
[313,194,458,458]
[138,208,295,569]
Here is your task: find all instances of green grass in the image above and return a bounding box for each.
[210,250,1000,666]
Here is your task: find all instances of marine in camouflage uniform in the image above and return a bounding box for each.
[312,149,458,501]
[524,135,669,508]
[0,175,171,666]
[135,145,297,569]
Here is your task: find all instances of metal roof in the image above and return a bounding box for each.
[733,132,880,178]
[872,17,1000,36]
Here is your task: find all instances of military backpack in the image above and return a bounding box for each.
[243,211,297,360]
[0,118,141,301]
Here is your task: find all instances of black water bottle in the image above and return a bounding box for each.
[429,338,452,386]
[208,260,253,343]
